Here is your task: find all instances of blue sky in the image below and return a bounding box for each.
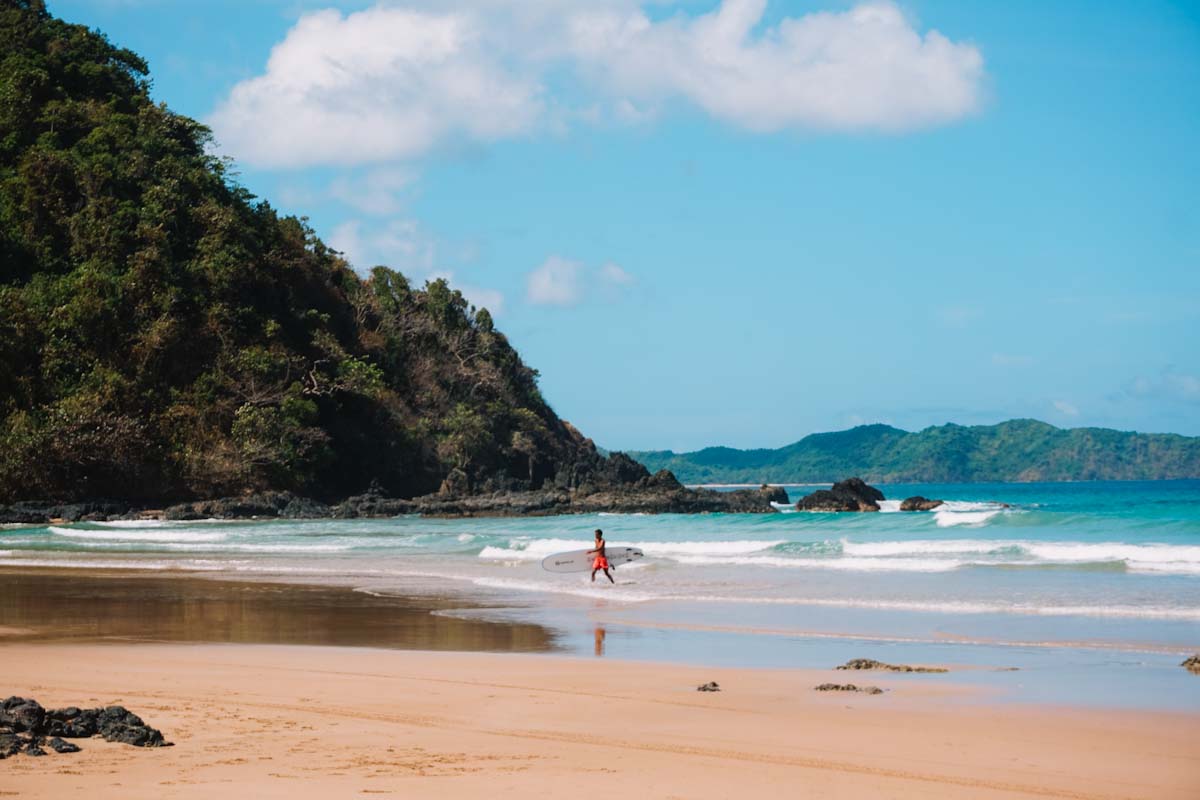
[50,0,1200,450]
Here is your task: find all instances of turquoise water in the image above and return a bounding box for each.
[3,480,1199,708]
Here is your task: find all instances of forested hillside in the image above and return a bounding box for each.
[631,420,1200,484]
[0,0,618,503]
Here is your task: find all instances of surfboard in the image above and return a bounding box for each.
[541,547,644,573]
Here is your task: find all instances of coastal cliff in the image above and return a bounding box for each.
[0,1,775,516]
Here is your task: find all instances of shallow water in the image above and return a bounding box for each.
[3,481,1198,709]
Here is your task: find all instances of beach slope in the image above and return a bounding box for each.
[3,643,1197,799]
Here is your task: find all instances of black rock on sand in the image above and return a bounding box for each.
[0,697,171,759]
[835,659,948,674]
[814,684,884,695]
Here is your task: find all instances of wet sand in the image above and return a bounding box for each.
[3,642,1199,799]
[0,568,555,652]
[2,568,1198,798]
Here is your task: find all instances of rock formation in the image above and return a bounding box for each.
[835,658,948,673]
[899,496,944,511]
[813,683,883,695]
[0,697,170,759]
[796,478,885,512]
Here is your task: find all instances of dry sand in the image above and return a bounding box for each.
[2,642,1198,799]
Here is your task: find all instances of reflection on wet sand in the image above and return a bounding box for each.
[594,625,606,657]
[0,569,557,653]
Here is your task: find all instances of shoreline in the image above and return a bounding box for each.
[3,641,1198,799]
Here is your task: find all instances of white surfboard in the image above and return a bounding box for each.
[541,547,644,573]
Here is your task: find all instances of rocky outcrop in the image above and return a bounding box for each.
[0,697,170,759]
[0,500,133,524]
[7,456,789,521]
[375,483,788,518]
[1183,655,1200,674]
[899,496,944,511]
[796,478,885,512]
[164,491,330,521]
[814,683,883,695]
[696,681,721,692]
[835,658,948,673]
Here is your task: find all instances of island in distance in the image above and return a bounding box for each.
[629,419,1200,485]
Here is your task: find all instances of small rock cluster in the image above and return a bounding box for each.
[793,477,946,513]
[696,681,721,692]
[814,683,883,695]
[836,658,948,674]
[0,696,171,759]
[1183,655,1200,674]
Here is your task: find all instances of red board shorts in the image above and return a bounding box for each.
[593,556,609,570]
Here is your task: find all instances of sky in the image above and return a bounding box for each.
[49,0,1200,451]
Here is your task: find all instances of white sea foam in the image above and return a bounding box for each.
[1022,542,1200,563]
[934,509,1002,527]
[388,568,1200,621]
[94,518,228,527]
[770,501,798,513]
[841,539,1008,557]
[668,595,1200,621]
[876,500,902,513]
[478,538,784,562]
[48,525,228,543]
[469,576,656,603]
[669,555,964,572]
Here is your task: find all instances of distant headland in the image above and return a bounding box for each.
[629,420,1200,485]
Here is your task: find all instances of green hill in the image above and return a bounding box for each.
[630,420,1200,484]
[0,0,620,503]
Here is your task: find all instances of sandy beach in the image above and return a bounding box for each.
[1,641,1197,799]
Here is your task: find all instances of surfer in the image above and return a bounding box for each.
[588,528,615,584]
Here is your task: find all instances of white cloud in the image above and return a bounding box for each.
[599,262,634,286]
[565,0,983,134]
[210,1,984,168]
[1052,400,1079,417]
[526,256,584,306]
[330,218,438,274]
[526,257,635,306]
[330,168,416,216]
[208,6,542,168]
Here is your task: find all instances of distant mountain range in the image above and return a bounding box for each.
[627,420,1200,484]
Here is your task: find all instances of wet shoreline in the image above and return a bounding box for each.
[0,568,557,653]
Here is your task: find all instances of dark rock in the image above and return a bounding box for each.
[813,683,883,695]
[24,738,47,756]
[0,733,22,758]
[835,658,947,673]
[899,496,944,511]
[165,491,327,520]
[43,704,169,746]
[103,724,166,747]
[696,681,721,692]
[797,478,885,512]
[0,696,46,733]
[1182,655,1200,674]
[0,505,50,524]
[332,489,415,518]
[48,737,81,754]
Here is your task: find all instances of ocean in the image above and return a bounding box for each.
[4,480,1199,708]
